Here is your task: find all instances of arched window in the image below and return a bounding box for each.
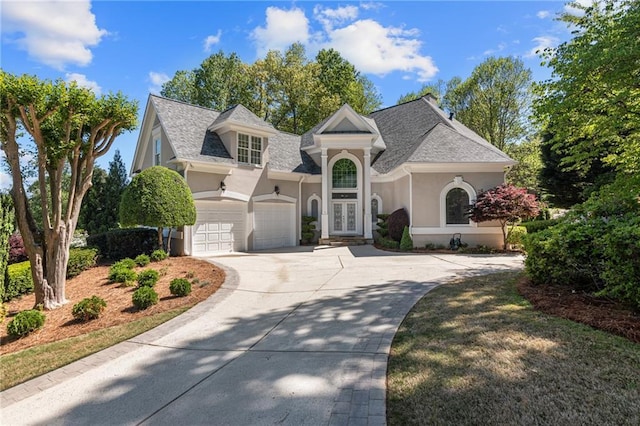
[311,199,319,221]
[307,193,322,229]
[332,159,357,189]
[446,188,470,224]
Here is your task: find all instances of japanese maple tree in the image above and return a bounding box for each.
[468,183,540,250]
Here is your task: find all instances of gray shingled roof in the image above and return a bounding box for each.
[150,94,513,175]
[150,95,233,163]
[367,97,514,173]
[406,123,515,163]
[211,104,275,131]
[269,131,321,174]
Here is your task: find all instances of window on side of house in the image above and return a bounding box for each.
[154,138,161,166]
[238,133,262,166]
[446,188,470,224]
[371,198,379,223]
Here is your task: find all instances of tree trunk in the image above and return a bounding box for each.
[40,226,72,309]
[166,228,172,256]
[500,220,508,251]
[157,227,164,252]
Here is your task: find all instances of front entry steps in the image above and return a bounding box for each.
[319,236,373,246]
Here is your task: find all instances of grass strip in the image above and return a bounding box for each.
[387,271,640,426]
[1,307,189,391]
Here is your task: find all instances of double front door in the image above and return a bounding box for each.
[332,201,357,234]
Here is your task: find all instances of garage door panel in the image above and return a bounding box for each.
[254,203,295,251]
[193,202,246,255]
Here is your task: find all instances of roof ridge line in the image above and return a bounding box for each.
[150,94,221,113]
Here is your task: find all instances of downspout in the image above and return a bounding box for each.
[403,166,413,238]
[298,175,305,244]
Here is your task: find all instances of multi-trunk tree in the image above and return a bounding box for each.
[0,72,137,309]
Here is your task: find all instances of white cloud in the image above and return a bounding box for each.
[525,35,560,58]
[1,0,107,70]
[326,19,438,81]
[148,71,170,94]
[251,7,310,56]
[203,30,222,52]
[537,10,551,19]
[313,5,358,31]
[360,2,385,11]
[483,42,507,56]
[65,73,101,95]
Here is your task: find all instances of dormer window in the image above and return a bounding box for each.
[238,133,262,166]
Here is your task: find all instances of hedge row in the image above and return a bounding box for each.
[87,228,159,260]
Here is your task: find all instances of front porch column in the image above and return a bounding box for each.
[363,148,372,239]
[321,148,329,239]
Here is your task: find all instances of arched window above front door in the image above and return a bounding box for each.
[332,159,357,189]
[446,188,470,224]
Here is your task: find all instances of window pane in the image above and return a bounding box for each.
[251,136,261,151]
[332,159,357,189]
[238,147,248,163]
[311,199,319,220]
[251,150,261,165]
[371,198,379,222]
[446,188,469,224]
[238,133,249,148]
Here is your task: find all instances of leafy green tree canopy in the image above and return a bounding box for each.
[119,166,196,253]
[533,0,640,175]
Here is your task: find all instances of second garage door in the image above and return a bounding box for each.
[253,202,296,251]
[192,201,246,255]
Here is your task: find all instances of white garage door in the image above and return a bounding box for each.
[253,203,296,251]
[192,201,246,255]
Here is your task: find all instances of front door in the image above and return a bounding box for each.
[332,201,357,234]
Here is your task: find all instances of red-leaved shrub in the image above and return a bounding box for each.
[9,233,27,264]
[387,208,410,242]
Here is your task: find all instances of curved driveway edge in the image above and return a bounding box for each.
[1,245,523,425]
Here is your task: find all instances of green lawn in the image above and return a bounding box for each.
[0,307,188,391]
[387,271,639,426]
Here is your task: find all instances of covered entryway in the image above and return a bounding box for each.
[192,201,246,255]
[253,202,296,250]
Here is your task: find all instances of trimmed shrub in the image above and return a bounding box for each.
[376,214,390,238]
[108,259,137,284]
[86,232,108,256]
[67,248,98,278]
[132,286,158,310]
[506,226,527,247]
[150,249,168,262]
[377,236,399,249]
[0,303,6,324]
[301,216,316,244]
[4,261,34,302]
[105,228,159,260]
[137,269,159,288]
[387,208,409,242]
[7,309,45,337]
[400,226,414,251]
[72,296,107,321]
[521,219,559,234]
[169,278,192,297]
[8,233,27,264]
[134,254,150,267]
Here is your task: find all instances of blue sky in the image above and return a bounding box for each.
[1,1,585,189]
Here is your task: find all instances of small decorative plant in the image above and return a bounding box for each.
[7,309,45,337]
[72,296,107,321]
[170,278,192,297]
[137,269,160,288]
[150,249,168,262]
[132,286,159,310]
[134,254,151,267]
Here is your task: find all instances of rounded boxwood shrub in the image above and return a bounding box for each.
[67,247,98,279]
[132,286,159,310]
[7,309,45,337]
[72,296,107,321]
[4,261,34,302]
[108,266,137,284]
[137,269,159,288]
[150,249,168,262]
[113,258,136,270]
[134,254,150,267]
[169,278,192,297]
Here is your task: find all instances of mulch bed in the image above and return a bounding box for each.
[517,276,640,344]
[1,257,225,355]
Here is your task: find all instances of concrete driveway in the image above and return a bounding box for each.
[1,245,523,425]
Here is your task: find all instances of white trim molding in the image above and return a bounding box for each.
[253,193,297,203]
[192,190,250,202]
[440,176,477,228]
[412,226,502,235]
[307,193,322,230]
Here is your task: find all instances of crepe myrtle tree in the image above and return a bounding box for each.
[119,166,196,254]
[468,184,540,250]
[0,71,138,310]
